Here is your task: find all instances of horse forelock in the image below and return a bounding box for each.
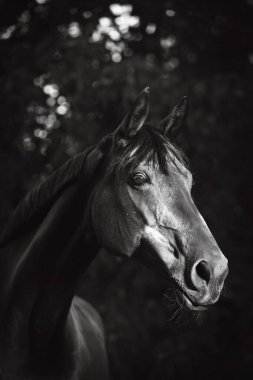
[0,146,95,247]
[111,124,189,175]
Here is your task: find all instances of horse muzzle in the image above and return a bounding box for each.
[175,253,229,311]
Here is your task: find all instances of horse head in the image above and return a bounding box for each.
[91,88,228,311]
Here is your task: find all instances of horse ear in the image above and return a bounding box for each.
[158,96,188,138]
[115,87,149,139]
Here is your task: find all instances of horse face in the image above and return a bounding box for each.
[126,160,228,310]
[92,89,228,310]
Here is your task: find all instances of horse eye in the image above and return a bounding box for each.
[129,172,149,187]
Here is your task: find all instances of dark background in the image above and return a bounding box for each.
[0,0,253,379]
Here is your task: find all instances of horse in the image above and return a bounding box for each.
[0,87,228,380]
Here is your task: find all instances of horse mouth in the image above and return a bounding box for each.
[174,282,208,311]
[177,291,208,311]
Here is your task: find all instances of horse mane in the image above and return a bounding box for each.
[0,145,95,247]
[0,127,187,247]
[112,124,189,175]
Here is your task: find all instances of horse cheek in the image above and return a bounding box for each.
[91,188,140,257]
[91,189,115,250]
[91,188,131,256]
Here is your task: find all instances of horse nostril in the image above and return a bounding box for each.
[195,260,211,285]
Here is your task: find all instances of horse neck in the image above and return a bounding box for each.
[0,150,102,361]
